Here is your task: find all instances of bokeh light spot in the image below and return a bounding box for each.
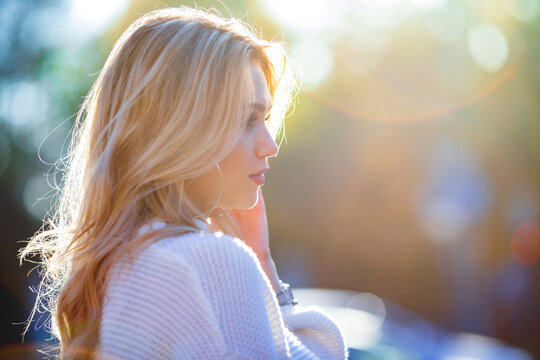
[510,222,540,265]
[467,23,509,73]
[0,80,49,131]
[22,173,52,220]
[289,36,334,90]
[418,140,491,244]
[420,198,474,243]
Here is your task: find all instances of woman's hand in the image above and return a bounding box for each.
[214,188,281,292]
[228,187,271,261]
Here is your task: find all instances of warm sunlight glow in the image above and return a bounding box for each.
[66,0,130,41]
[261,0,345,34]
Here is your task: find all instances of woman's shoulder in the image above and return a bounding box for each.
[107,220,262,289]
[106,219,266,302]
[135,219,261,271]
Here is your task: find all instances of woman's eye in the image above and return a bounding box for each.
[246,114,270,129]
[246,117,256,128]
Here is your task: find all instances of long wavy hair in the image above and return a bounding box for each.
[19,6,297,359]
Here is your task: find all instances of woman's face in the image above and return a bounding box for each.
[185,63,278,212]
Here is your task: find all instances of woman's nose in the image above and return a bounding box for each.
[256,127,279,158]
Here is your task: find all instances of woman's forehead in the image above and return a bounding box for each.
[250,64,272,112]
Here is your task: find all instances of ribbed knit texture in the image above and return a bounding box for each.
[99,220,348,359]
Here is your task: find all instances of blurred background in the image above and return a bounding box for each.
[1,0,539,358]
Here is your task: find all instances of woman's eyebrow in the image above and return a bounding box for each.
[251,102,273,112]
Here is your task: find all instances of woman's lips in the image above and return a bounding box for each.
[249,174,265,186]
[250,167,269,186]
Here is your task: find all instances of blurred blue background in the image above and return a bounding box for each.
[1,0,539,358]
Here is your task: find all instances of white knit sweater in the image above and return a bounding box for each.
[99,220,348,359]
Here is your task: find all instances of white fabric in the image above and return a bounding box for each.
[99,220,348,359]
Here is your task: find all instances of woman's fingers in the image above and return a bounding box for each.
[228,188,271,258]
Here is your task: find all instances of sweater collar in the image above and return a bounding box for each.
[137,218,210,236]
[193,218,210,232]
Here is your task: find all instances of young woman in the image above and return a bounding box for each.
[20,6,348,359]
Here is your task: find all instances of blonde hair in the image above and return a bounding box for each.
[19,6,297,359]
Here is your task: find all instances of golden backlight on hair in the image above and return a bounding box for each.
[19,6,298,359]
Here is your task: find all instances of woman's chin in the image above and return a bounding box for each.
[238,198,258,210]
[247,190,261,209]
[226,192,259,210]
[236,192,259,210]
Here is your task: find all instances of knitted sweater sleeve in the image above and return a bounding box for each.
[280,303,349,360]
[99,245,230,359]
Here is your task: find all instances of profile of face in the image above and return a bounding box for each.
[185,63,279,212]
